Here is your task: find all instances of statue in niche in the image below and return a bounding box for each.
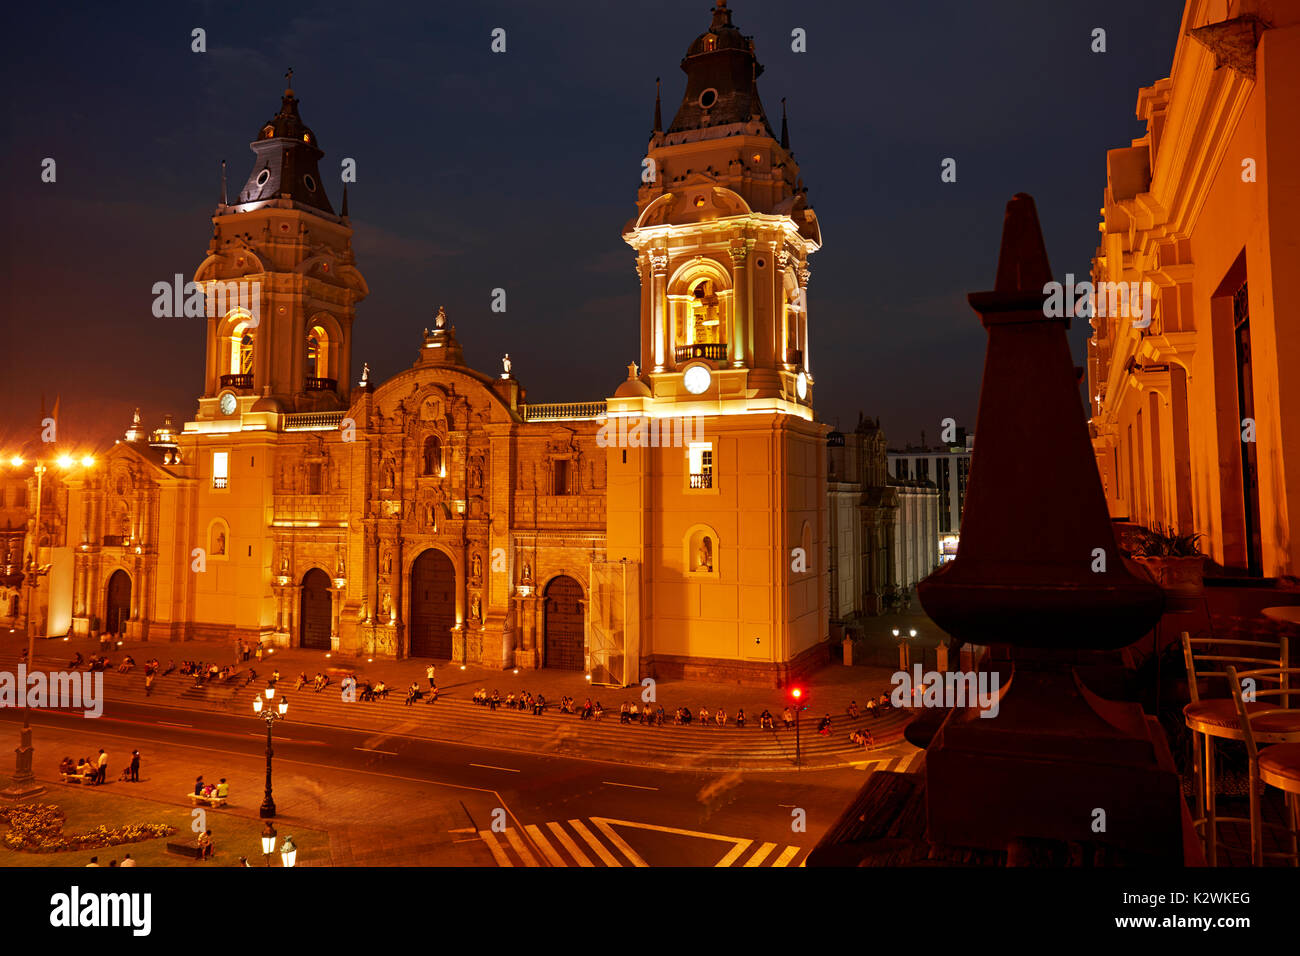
[521,562,532,584]
[382,591,393,620]
[696,536,713,572]
[470,594,482,623]
[470,461,483,489]
[381,460,395,490]
[471,553,482,580]
[213,530,226,556]
[382,548,393,575]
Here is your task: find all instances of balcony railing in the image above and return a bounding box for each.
[676,343,728,363]
[520,401,607,422]
[101,535,126,547]
[304,377,338,392]
[689,473,713,489]
[220,373,253,390]
[284,411,347,432]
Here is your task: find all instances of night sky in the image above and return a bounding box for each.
[0,0,1183,452]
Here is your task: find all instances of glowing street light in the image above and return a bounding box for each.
[253,688,289,817]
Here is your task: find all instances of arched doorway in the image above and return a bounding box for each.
[410,549,455,659]
[105,570,131,636]
[300,569,332,649]
[543,575,585,670]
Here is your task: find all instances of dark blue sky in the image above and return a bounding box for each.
[0,0,1183,451]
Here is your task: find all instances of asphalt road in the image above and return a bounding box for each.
[0,701,899,866]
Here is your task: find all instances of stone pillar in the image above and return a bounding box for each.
[798,266,811,375]
[650,248,669,371]
[730,240,750,367]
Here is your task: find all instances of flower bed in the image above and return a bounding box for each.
[0,803,175,853]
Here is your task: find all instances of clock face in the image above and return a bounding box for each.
[219,393,237,416]
[683,364,712,395]
[796,371,808,400]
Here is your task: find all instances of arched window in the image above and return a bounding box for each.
[690,278,721,345]
[423,435,443,476]
[305,324,330,382]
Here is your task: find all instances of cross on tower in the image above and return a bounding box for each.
[285,67,293,88]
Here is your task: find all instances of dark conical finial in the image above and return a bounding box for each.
[285,66,294,94]
[994,193,1053,295]
[654,77,662,132]
[341,185,349,218]
[220,159,228,205]
[780,97,789,149]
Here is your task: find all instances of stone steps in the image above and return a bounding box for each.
[5,652,911,769]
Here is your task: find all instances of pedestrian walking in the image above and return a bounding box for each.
[129,750,140,782]
[426,664,436,691]
[144,671,155,696]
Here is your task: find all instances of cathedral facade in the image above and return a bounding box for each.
[59,2,830,686]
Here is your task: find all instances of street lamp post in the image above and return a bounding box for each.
[253,687,288,818]
[3,452,94,799]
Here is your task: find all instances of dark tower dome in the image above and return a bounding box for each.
[667,1,774,138]
[234,70,335,215]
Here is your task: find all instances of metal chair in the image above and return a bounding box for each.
[1226,665,1300,866]
[1181,631,1294,864]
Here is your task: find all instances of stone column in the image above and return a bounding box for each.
[798,266,812,375]
[729,240,750,367]
[650,248,669,371]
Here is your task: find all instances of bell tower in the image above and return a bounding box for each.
[623,0,821,409]
[607,2,829,687]
[193,72,368,425]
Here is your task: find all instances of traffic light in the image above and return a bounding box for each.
[789,686,808,711]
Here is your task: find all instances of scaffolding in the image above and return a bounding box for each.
[587,558,640,688]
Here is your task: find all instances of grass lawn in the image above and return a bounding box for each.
[0,784,327,867]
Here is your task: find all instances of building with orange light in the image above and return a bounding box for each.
[42,2,828,686]
[1088,0,1300,577]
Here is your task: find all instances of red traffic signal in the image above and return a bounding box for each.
[789,686,807,710]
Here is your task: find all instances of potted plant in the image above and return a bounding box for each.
[1128,523,1206,593]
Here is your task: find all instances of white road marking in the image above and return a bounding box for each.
[354,747,397,755]
[568,819,621,867]
[592,818,649,867]
[715,838,754,867]
[771,845,801,867]
[157,722,192,728]
[601,780,658,791]
[470,763,520,773]
[503,826,539,866]
[743,842,777,867]
[525,824,566,867]
[897,749,923,772]
[546,821,593,867]
[478,830,513,867]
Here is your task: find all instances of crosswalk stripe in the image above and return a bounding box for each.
[503,826,539,867]
[715,838,753,867]
[592,818,649,867]
[569,819,622,867]
[770,845,800,867]
[897,749,923,772]
[478,830,513,867]
[525,824,566,866]
[743,842,777,867]
[547,821,594,867]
